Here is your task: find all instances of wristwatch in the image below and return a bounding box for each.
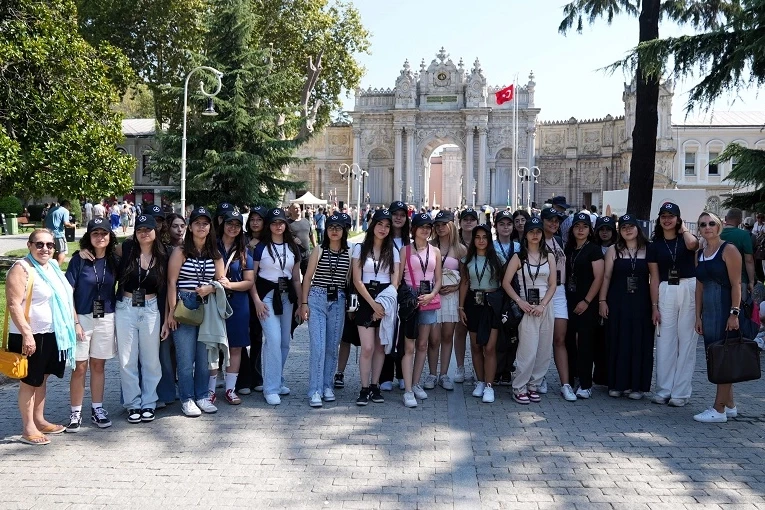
[730,307,740,316]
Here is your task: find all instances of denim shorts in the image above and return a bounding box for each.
[418,309,437,325]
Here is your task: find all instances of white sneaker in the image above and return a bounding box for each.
[693,407,727,423]
[560,384,577,402]
[608,389,622,398]
[403,391,417,408]
[264,393,281,405]
[278,385,291,395]
[398,379,405,390]
[575,387,592,399]
[379,381,393,391]
[196,392,218,414]
[238,388,252,395]
[651,394,669,404]
[472,381,486,397]
[454,366,465,383]
[309,391,323,408]
[538,377,548,394]
[182,399,202,417]
[668,398,688,407]
[439,375,454,391]
[423,374,438,390]
[482,386,495,403]
[412,384,428,400]
[725,406,738,417]
[323,388,336,402]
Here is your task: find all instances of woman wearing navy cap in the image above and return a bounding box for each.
[647,202,699,407]
[300,214,351,407]
[64,218,119,431]
[213,210,254,405]
[167,206,225,416]
[251,208,302,405]
[453,207,479,383]
[352,208,400,405]
[502,218,557,404]
[592,215,617,385]
[458,224,504,403]
[493,209,521,386]
[599,214,654,400]
[400,213,442,407]
[564,212,604,399]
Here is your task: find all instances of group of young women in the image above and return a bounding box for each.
[7,199,745,445]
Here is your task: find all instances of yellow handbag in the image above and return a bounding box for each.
[1,269,34,379]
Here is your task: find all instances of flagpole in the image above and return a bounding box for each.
[513,73,518,210]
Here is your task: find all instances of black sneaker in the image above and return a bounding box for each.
[127,409,142,424]
[91,407,112,428]
[369,384,384,403]
[356,388,370,406]
[66,411,82,433]
[140,408,155,422]
[334,372,345,389]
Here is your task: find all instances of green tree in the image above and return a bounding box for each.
[148,0,309,207]
[559,0,741,219]
[0,0,135,200]
[113,83,156,119]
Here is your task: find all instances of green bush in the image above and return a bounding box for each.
[0,196,22,216]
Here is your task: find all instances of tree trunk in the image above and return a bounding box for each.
[626,0,661,221]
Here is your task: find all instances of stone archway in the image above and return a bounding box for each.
[418,135,465,209]
[365,146,394,205]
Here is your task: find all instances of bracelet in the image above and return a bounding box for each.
[583,298,590,305]
[652,303,659,307]
[458,306,464,310]
[302,302,308,305]
[599,299,606,303]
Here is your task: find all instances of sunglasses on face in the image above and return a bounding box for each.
[33,242,55,250]
[699,221,718,228]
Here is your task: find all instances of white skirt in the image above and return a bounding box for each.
[437,291,460,324]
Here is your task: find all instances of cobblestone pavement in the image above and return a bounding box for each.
[0,324,764,509]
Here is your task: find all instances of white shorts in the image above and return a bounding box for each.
[552,285,568,320]
[75,312,117,362]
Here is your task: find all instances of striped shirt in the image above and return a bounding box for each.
[177,257,215,290]
[311,248,351,289]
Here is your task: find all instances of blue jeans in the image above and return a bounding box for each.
[157,333,177,403]
[259,290,292,396]
[115,296,161,410]
[307,287,345,396]
[173,323,209,401]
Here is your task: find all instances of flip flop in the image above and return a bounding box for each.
[19,435,50,446]
[39,424,66,434]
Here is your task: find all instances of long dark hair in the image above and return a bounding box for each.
[462,227,504,284]
[182,221,221,260]
[121,231,167,290]
[518,232,550,262]
[595,225,616,247]
[615,226,649,255]
[218,219,248,268]
[79,229,119,273]
[359,217,394,274]
[260,221,300,262]
[165,213,185,247]
[392,212,411,247]
[246,209,265,241]
[511,209,530,242]
[564,221,596,254]
[320,226,349,252]
[652,214,683,241]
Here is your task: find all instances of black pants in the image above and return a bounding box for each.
[592,318,608,386]
[236,301,264,390]
[495,326,519,379]
[566,302,598,389]
[380,320,404,383]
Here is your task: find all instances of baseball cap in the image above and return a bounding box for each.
[658,202,680,217]
[189,206,213,224]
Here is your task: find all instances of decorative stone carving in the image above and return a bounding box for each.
[496,148,513,160]
[583,130,601,155]
[368,147,391,159]
[465,58,487,108]
[542,169,563,186]
[395,59,417,109]
[604,118,614,146]
[544,132,564,155]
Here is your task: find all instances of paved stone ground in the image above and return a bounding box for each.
[1,324,764,509]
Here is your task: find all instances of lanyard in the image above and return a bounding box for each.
[138,254,155,288]
[413,243,430,277]
[93,258,106,299]
[473,256,489,287]
[546,237,563,263]
[569,241,589,272]
[326,249,340,284]
[497,241,510,261]
[371,250,381,278]
[393,238,402,251]
[627,247,638,275]
[663,237,679,268]
[272,242,287,272]
[525,257,542,286]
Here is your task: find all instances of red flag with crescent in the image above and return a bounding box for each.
[495,84,514,105]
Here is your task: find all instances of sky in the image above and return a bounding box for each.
[344,0,762,123]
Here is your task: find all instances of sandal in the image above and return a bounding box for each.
[39,424,66,434]
[513,393,531,405]
[19,434,50,446]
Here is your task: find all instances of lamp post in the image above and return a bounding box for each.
[181,66,223,217]
[339,163,359,207]
[354,166,369,231]
[517,166,540,213]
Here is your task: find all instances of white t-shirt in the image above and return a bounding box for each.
[352,244,400,284]
[253,242,297,283]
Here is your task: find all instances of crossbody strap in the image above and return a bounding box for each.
[405,245,416,287]
[2,264,34,350]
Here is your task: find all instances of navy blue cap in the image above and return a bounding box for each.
[87,217,110,233]
[148,204,164,218]
[459,208,479,221]
[434,210,454,223]
[223,210,243,224]
[573,212,592,226]
[524,216,544,234]
[189,206,213,223]
[135,214,157,230]
[541,207,562,220]
[659,202,680,217]
[472,224,493,238]
[551,196,571,209]
[267,207,288,224]
[217,202,234,218]
[326,214,346,228]
[412,213,434,228]
[249,205,267,219]
[388,201,407,213]
[372,208,392,223]
[495,210,514,223]
[595,216,616,231]
[618,214,640,228]
[339,212,353,229]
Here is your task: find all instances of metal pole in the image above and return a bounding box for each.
[180,66,223,217]
[352,163,367,232]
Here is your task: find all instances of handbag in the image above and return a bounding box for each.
[405,245,441,311]
[1,268,34,379]
[706,330,762,384]
[173,292,205,326]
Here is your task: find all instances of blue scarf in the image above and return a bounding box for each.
[25,255,76,367]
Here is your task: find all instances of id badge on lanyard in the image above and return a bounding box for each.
[278,277,290,293]
[368,280,380,297]
[132,289,146,307]
[419,280,432,295]
[626,276,639,294]
[668,268,680,285]
[527,288,540,305]
[92,299,105,317]
[474,290,485,306]
[326,284,339,301]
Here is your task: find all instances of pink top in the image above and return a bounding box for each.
[404,244,437,287]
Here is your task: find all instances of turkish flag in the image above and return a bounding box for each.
[495,84,514,105]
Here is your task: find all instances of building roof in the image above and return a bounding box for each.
[677,111,765,127]
[122,118,156,137]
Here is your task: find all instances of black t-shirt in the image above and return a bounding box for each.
[565,241,603,301]
[646,238,696,281]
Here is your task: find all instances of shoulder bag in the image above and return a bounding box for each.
[1,266,34,379]
[706,329,762,384]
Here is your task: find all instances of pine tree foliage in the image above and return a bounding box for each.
[717,144,765,210]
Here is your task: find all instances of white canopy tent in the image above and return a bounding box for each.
[289,191,327,206]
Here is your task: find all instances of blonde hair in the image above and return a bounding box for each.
[697,211,723,236]
[28,228,53,242]
[430,220,466,259]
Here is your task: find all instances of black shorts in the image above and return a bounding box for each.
[354,283,390,329]
[8,332,66,387]
[465,290,489,333]
[341,313,361,346]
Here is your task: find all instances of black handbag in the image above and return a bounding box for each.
[706,330,762,384]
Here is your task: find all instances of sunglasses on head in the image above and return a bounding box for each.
[33,242,55,250]
[699,221,718,228]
